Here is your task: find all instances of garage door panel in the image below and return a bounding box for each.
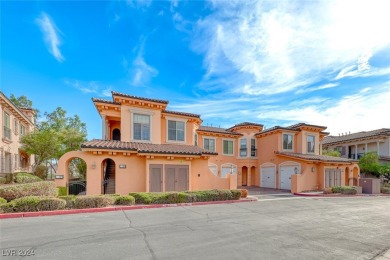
[260,166,276,189]
[280,166,296,190]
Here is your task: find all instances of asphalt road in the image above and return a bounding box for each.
[1,196,390,260]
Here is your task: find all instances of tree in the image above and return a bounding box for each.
[21,107,87,174]
[359,152,381,177]
[322,149,341,157]
[9,94,39,118]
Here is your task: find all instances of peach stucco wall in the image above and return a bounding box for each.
[56,150,234,195]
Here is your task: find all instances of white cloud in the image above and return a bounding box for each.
[65,80,112,97]
[35,12,64,62]
[256,86,390,135]
[193,0,390,95]
[295,83,339,94]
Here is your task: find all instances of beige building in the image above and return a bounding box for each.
[0,92,35,173]
[322,129,390,164]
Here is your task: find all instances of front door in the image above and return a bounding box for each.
[325,168,342,188]
[149,164,163,192]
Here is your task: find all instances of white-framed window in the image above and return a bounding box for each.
[251,138,257,157]
[167,120,185,142]
[3,111,11,140]
[194,133,198,146]
[203,138,216,152]
[240,138,247,157]
[20,124,26,136]
[222,139,234,156]
[14,119,19,135]
[283,133,293,150]
[208,163,217,176]
[133,114,150,141]
[307,135,315,153]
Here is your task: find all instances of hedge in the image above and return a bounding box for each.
[0,196,66,213]
[0,181,58,201]
[74,196,115,209]
[0,177,6,184]
[129,190,242,205]
[15,173,42,184]
[58,186,67,196]
[331,186,357,195]
[381,186,390,194]
[113,195,135,205]
[0,197,7,205]
[58,195,76,208]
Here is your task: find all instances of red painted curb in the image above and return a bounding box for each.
[0,198,257,219]
[294,193,390,197]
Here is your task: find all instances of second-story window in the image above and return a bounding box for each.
[3,112,11,140]
[307,135,315,153]
[240,138,247,157]
[194,133,198,146]
[283,134,293,150]
[204,138,215,152]
[19,124,26,140]
[14,119,19,135]
[133,114,150,141]
[168,120,185,142]
[251,139,257,157]
[223,140,234,155]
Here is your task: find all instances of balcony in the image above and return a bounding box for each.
[348,152,369,160]
[3,126,11,140]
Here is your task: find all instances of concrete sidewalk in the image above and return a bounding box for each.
[375,248,390,260]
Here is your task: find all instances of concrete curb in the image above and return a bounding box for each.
[294,192,390,197]
[0,198,257,219]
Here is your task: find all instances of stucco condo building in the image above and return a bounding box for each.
[55,91,360,195]
[0,91,36,173]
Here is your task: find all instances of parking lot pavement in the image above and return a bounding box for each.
[1,196,389,260]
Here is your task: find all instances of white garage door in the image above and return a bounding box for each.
[280,166,297,190]
[221,165,237,178]
[260,166,276,188]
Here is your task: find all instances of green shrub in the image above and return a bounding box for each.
[74,196,115,209]
[58,195,76,208]
[0,177,6,184]
[9,196,41,212]
[36,197,66,211]
[129,192,154,204]
[0,197,7,205]
[5,173,16,184]
[58,186,67,196]
[231,190,242,200]
[15,172,42,184]
[381,186,390,194]
[34,165,48,180]
[331,186,357,195]
[0,181,58,201]
[0,203,14,213]
[114,195,135,205]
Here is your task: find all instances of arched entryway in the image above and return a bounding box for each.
[345,167,350,186]
[242,166,248,186]
[102,159,116,194]
[353,167,359,186]
[250,166,256,186]
[68,158,87,195]
[112,128,121,141]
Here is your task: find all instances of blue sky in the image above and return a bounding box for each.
[1,0,390,139]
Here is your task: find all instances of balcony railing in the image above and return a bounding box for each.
[3,126,11,140]
[348,153,367,159]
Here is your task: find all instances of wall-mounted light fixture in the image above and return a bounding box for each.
[311,167,315,173]
[294,167,299,174]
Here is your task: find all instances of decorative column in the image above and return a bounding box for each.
[377,141,380,155]
[365,143,368,154]
[355,144,358,159]
[102,115,106,140]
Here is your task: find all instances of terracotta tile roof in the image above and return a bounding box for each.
[81,139,217,156]
[112,91,169,104]
[197,126,242,136]
[322,128,390,145]
[288,123,327,130]
[162,110,201,118]
[227,122,264,130]
[256,126,299,135]
[92,98,120,105]
[276,151,358,163]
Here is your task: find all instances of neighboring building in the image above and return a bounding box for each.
[55,91,359,195]
[0,91,36,173]
[322,129,390,164]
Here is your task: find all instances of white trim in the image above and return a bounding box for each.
[165,116,187,144]
[282,132,294,152]
[222,138,235,156]
[259,162,276,168]
[250,138,257,157]
[203,136,216,152]
[130,111,152,142]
